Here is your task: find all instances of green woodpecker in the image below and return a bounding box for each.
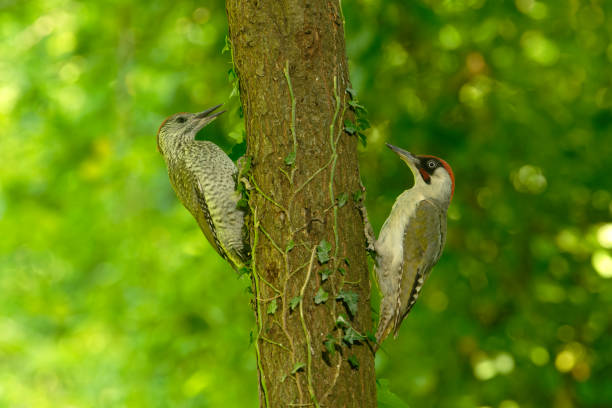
[375,143,454,347]
[157,104,248,270]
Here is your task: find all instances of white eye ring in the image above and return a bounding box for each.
[427,160,436,168]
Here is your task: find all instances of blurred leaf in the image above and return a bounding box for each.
[337,192,348,208]
[344,119,357,135]
[291,362,305,375]
[319,268,332,282]
[317,239,332,264]
[324,335,336,355]
[267,299,278,315]
[314,288,329,304]
[337,290,358,317]
[284,150,296,166]
[343,326,365,345]
[289,296,302,311]
[348,355,359,369]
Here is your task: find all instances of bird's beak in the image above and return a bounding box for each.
[386,143,419,173]
[194,104,226,130]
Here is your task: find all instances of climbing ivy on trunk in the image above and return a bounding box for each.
[226,1,377,406]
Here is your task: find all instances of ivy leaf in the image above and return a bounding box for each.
[222,36,231,54]
[227,67,237,82]
[348,355,360,369]
[337,290,358,317]
[324,335,336,355]
[317,239,332,264]
[237,198,248,209]
[337,266,346,276]
[291,362,305,374]
[352,189,363,202]
[237,266,250,278]
[286,240,295,253]
[356,117,370,131]
[343,326,365,345]
[348,100,367,114]
[344,257,350,266]
[284,150,296,166]
[319,268,332,282]
[346,87,356,99]
[344,119,357,135]
[335,314,350,328]
[289,296,302,311]
[267,299,278,315]
[229,79,239,99]
[358,132,367,147]
[314,288,329,304]
[337,192,348,208]
[230,140,247,162]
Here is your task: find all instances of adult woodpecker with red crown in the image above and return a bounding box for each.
[157,104,249,270]
[374,143,454,348]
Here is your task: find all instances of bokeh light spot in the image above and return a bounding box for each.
[193,7,211,24]
[499,400,520,408]
[439,25,462,50]
[530,3,548,19]
[572,361,591,382]
[59,61,82,83]
[511,165,547,194]
[0,84,20,114]
[474,358,497,381]
[425,290,449,312]
[592,250,612,278]
[596,224,612,248]
[555,350,576,372]
[47,31,76,56]
[399,88,426,120]
[33,15,55,37]
[495,353,515,374]
[521,31,559,66]
[384,42,408,67]
[183,370,210,396]
[530,346,549,366]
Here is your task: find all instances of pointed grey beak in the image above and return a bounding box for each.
[386,143,419,165]
[194,104,226,130]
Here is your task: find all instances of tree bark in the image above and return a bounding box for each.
[226,1,376,407]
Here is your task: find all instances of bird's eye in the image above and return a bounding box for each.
[176,116,187,124]
[427,160,437,169]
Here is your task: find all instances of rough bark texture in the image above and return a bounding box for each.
[226,1,377,407]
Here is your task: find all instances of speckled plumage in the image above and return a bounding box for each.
[157,106,248,270]
[374,145,453,347]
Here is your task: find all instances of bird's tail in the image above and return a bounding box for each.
[375,296,399,348]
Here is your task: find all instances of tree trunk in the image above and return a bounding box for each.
[226,1,377,407]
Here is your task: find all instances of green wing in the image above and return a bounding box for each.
[393,199,446,335]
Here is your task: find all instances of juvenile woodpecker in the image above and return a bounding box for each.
[157,104,248,270]
[375,143,454,346]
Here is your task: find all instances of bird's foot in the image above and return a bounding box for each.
[356,181,377,253]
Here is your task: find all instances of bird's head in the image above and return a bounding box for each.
[386,143,454,202]
[157,104,226,155]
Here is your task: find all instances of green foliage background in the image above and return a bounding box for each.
[1,1,612,407]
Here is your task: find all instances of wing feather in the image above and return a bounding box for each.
[392,199,446,336]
